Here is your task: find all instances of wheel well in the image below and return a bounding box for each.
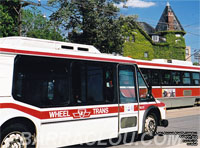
[147,107,161,125]
[0,117,36,135]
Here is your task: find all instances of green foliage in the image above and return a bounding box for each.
[193,62,199,66]
[122,29,154,60]
[154,32,186,60]
[0,0,19,37]
[121,18,186,61]
[48,0,126,53]
[22,8,64,41]
[120,17,154,60]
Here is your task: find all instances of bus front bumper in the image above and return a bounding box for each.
[160,119,168,127]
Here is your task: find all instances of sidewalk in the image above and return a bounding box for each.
[166,106,200,119]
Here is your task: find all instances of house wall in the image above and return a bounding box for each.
[123,26,186,61]
[123,29,154,60]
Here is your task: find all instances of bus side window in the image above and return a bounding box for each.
[151,69,160,86]
[13,55,70,108]
[105,67,115,103]
[161,70,171,85]
[171,71,181,85]
[71,62,116,105]
[192,73,200,86]
[71,62,87,105]
[137,71,149,102]
[182,72,191,85]
[140,68,150,85]
[119,65,137,104]
[87,65,104,104]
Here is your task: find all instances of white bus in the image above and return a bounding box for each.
[135,59,200,108]
[0,37,168,148]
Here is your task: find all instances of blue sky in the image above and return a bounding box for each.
[31,0,200,62]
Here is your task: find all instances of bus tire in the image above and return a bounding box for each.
[0,123,36,148]
[143,113,158,140]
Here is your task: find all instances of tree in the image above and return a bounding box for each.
[22,7,64,41]
[48,0,127,53]
[193,62,199,66]
[0,0,19,37]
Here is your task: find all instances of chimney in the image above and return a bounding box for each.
[168,11,174,30]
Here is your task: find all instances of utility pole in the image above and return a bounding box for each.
[194,50,200,65]
[186,49,200,65]
[14,0,41,36]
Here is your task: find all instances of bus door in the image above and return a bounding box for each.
[118,65,139,134]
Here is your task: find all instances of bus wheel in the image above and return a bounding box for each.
[0,123,35,148]
[143,113,157,140]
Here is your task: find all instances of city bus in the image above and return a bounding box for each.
[0,37,168,148]
[135,59,200,108]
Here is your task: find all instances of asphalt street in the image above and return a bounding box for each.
[64,107,200,148]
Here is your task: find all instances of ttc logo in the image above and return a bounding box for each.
[72,109,91,119]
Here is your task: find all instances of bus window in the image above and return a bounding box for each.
[192,73,200,86]
[171,71,181,85]
[151,69,160,86]
[140,68,151,85]
[104,66,116,103]
[71,62,87,105]
[137,71,150,102]
[119,65,137,103]
[71,61,116,105]
[161,70,171,85]
[182,72,191,85]
[87,65,104,104]
[13,55,70,108]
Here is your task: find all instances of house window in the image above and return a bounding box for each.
[175,34,181,37]
[152,35,159,42]
[144,52,148,58]
[175,39,181,43]
[160,37,166,42]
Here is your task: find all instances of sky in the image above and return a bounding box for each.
[30,0,200,63]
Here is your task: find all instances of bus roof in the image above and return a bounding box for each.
[0,37,199,72]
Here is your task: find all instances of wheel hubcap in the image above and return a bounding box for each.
[1,132,27,148]
[145,116,156,134]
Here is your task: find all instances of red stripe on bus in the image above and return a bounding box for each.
[152,88,200,98]
[134,102,165,111]
[0,47,200,71]
[136,61,200,71]
[0,102,165,119]
[0,103,124,120]
[0,48,132,64]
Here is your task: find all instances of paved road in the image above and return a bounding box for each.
[65,107,200,148]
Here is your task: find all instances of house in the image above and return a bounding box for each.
[123,2,186,61]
